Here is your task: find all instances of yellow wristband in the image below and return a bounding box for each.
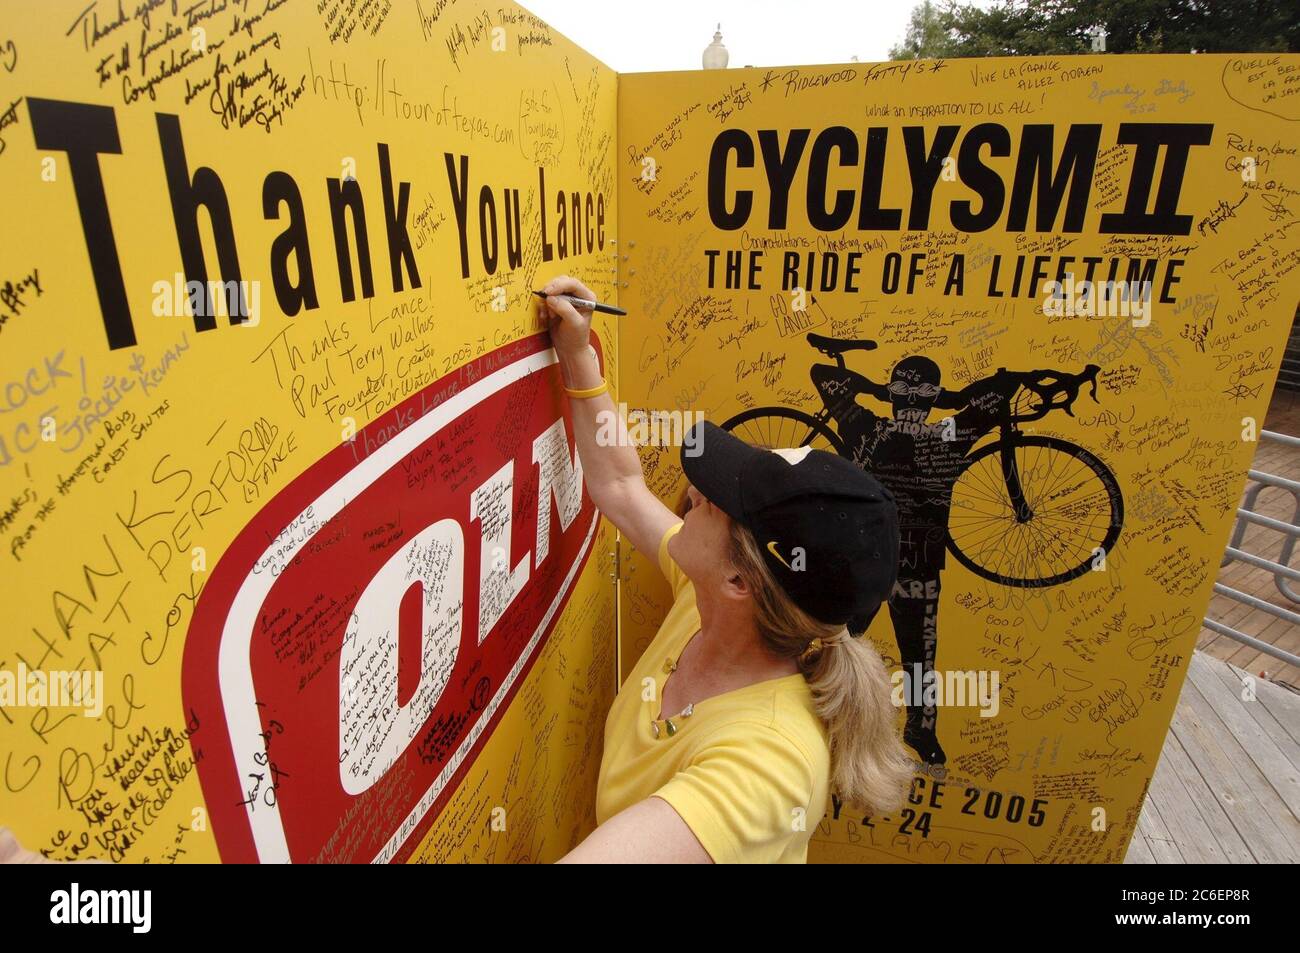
[564,379,609,399]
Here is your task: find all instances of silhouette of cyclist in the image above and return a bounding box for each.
[810,336,1096,769]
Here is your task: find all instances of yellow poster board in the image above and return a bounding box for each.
[617,55,1299,863]
[0,0,618,863]
[4,0,1298,865]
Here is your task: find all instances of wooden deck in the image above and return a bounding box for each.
[1127,651,1300,863]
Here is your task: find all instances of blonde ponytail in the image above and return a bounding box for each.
[728,521,913,816]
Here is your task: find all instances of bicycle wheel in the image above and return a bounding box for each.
[721,407,847,456]
[946,435,1123,588]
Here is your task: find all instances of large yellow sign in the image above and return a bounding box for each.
[4,0,1297,865]
[1,0,618,863]
[617,55,1299,863]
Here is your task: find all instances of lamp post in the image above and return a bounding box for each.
[703,23,729,69]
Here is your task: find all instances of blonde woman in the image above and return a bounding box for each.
[544,275,913,864]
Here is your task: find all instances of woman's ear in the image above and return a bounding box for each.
[722,568,752,601]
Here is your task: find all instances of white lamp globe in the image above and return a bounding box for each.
[703,24,729,69]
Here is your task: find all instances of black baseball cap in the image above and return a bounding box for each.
[680,420,900,632]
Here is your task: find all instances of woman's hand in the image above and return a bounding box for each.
[540,274,596,356]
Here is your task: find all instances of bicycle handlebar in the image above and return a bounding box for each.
[1006,364,1101,422]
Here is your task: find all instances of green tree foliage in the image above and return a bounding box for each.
[889,0,1298,58]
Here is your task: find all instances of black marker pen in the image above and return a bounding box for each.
[534,291,627,316]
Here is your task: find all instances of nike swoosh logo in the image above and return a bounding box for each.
[766,540,793,570]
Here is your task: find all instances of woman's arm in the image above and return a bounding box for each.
[543,275,678,560]
[556,797,713,863]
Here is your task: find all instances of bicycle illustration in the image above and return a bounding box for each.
[723,332,1124,589]
[722,330,1125,770]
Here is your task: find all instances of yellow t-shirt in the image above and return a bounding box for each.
[595,521,831,863]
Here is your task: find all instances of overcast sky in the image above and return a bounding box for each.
[521,0,936,72]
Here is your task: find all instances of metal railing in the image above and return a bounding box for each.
[1206,429,1300,668]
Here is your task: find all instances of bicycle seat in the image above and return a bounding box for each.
[807,332,878,353]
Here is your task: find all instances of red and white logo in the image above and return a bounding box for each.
[182,332,601,862]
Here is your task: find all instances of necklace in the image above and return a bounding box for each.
[649,630,803,738]
[650,640,697,739]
